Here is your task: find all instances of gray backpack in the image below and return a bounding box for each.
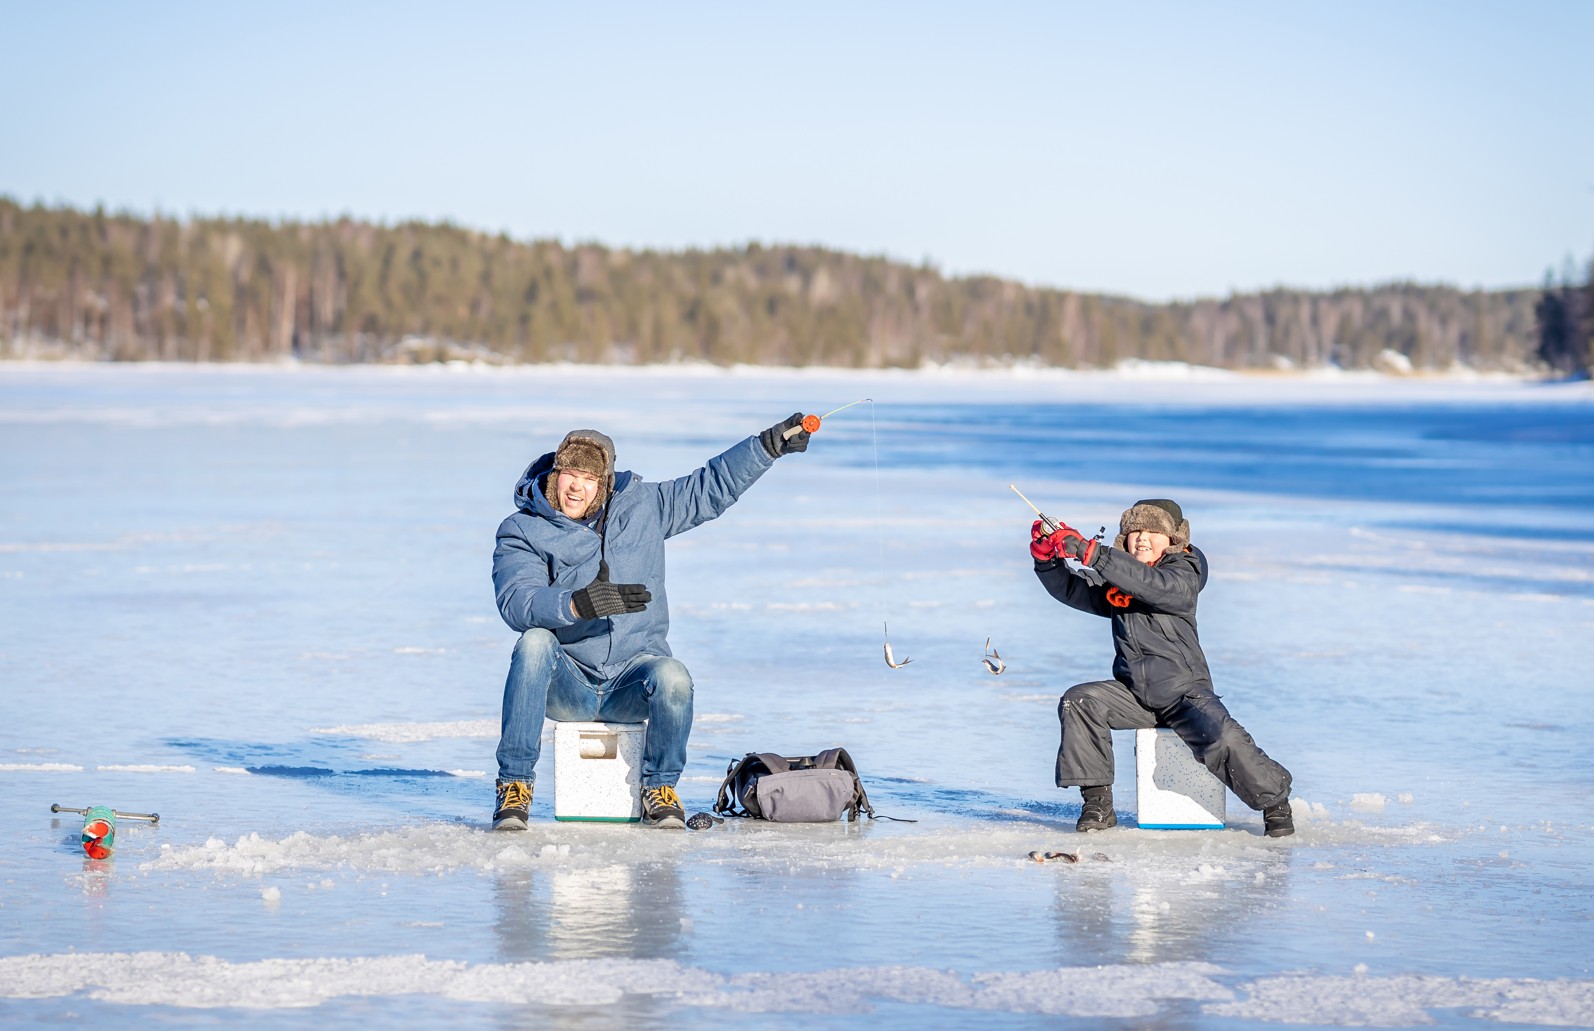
[713,748,876,823]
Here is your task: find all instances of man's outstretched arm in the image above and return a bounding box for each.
[655,414,810,538]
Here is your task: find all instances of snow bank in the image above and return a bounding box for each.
[1206,972,1594,1026]
[137,804,1446,879]
[94,764,195,774]
[0,952,713,1008]
[2,952,1589,1023]
[674,961,1235,1016]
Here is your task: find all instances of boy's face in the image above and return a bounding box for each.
[1126,529,1172,565]
[554,468,599,519]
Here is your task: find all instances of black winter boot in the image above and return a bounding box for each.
[1263,799,1295,837]
[1076,786,1117,832]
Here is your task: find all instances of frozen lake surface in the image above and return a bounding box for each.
[2,362,1592,1029]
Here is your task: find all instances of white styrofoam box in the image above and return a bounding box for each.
[553,721,644,822]
[1135,728,1225,829]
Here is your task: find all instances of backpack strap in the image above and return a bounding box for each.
[828,747,916,822]
[756,753,793,774]
[715,753,772,817]
[713,755,744,816]
[714,753,796,818]
[811,748,846,771]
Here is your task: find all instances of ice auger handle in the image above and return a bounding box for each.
[51,804,160,823]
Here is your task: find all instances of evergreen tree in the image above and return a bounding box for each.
[1535,267,1590,377]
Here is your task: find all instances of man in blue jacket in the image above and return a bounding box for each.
[491,414,810,829]
[1031,499,1295,837]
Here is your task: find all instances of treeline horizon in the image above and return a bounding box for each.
[0,196,1563,373]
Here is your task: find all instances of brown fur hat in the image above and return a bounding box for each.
[543,429,615,520]
[1114,498,1191,551]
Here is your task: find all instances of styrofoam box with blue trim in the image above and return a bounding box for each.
[1135,728,1225,829]
[553,721,644,822]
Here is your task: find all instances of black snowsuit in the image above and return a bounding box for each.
[1035,544,1291,812]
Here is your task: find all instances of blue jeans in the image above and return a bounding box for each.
[495,629,694,789]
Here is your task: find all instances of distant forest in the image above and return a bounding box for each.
[1,197,1587,374]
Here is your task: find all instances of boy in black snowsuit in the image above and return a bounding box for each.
[1030,499,1295,836]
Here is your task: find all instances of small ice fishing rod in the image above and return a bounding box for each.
[1010,484,1061,534]
[1012,485,1107,550]
[782,398,872,440]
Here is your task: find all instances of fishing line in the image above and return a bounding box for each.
[790,397,909,668]
[867,400,910,667]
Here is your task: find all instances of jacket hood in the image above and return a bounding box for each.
[514,448,635,520]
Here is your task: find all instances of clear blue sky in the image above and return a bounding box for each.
[2,2,1589,301]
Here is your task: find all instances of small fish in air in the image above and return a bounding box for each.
[883,623,912,669]
[982,637,1006,675]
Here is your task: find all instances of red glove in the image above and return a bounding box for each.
[1030,519,1098,565]
[1029,519,1057,561]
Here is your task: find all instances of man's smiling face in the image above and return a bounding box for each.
[554,468,599,519]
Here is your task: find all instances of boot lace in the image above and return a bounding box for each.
[497,781,531,810]
[645,785,682,811]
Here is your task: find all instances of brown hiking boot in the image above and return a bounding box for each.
[641,785,686,829]
[493,779,532,831]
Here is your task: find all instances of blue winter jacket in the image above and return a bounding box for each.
[492,435,775,679]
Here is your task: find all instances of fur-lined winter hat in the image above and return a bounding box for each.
[1114,498,1191,551]
[544,429,615,519]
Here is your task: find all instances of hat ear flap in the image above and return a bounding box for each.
[1171,519,1191,550]
[1115,505,1134,550]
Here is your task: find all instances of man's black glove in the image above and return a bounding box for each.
[759,412,810,459]
[571,561,651,619]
